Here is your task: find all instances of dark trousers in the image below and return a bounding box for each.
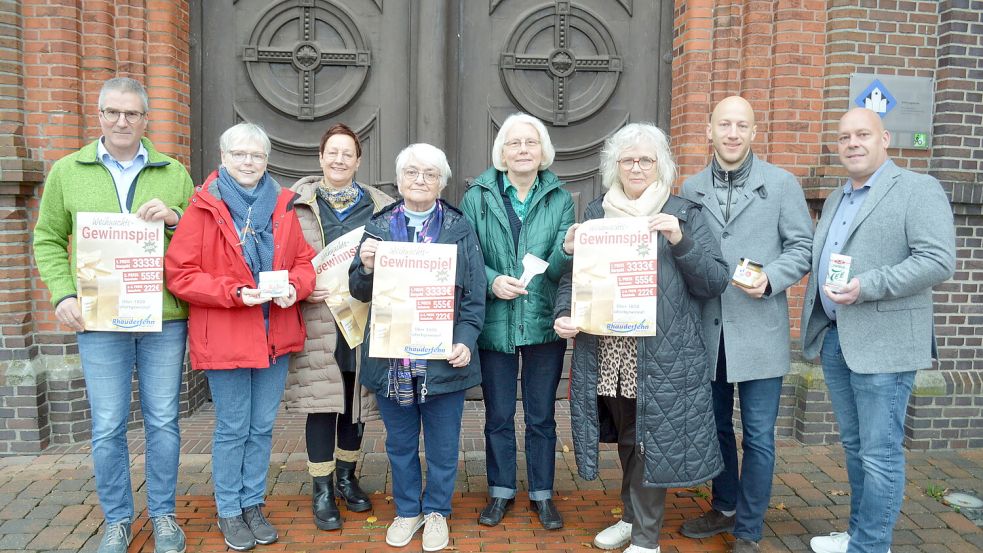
[305,371,362,463]
[479,340,566,500]
[603,394,667,550]
[711,339,783,542]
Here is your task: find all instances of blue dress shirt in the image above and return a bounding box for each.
[818,160,891,319]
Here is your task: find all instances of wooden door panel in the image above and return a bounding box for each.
[197,0,410,191]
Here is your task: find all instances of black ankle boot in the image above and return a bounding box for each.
[335,461,372,512]
[312,475,342,530]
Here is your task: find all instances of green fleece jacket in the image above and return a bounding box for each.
[33,137,194,320]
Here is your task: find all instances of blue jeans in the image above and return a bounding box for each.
[821,326,914,553]
[375,390,466,517]
[710,348,783,542]
[76,320,187,524]
[479,340,565,501]
[205,355,289,518]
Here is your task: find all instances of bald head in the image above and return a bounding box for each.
[837,108,891,188]
[707,96,757,170]
[712,96,756,126]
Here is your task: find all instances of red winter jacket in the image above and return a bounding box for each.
[165,171,317,369]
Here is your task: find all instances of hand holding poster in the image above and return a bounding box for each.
[311,226,369,348]
[572,217,657,336]
[75,212,164,332]
[369,241,457,359]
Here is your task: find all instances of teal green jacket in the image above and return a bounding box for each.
[460,167,574,352]
[33,137,194,320]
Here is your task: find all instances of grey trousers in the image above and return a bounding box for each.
[603,394,667,549]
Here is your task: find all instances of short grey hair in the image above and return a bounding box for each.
[491,113,556,171]
[599,123,677,191]
[98,77,150,113]
[395,143,452,191]
[219,123,271,156]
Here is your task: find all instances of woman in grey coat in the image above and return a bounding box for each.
[553,123,729,553]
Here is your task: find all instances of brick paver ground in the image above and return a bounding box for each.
[1,400,981,552]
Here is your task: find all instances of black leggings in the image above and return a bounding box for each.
[305,371,362,462]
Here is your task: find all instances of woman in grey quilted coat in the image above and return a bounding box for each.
[288,123,394,531]
[553,123,728,553]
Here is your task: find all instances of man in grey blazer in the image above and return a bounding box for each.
[678,96,813,553]
[802,108,955,553]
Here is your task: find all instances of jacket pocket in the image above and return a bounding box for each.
[875,295,925,312]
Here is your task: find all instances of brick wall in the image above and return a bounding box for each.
[0,0,206,454]
[672,0,983,449]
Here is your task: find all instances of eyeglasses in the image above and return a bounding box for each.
[227,151,269,164]
[323,150,356,162]
[618,157,656,171]
[100,109,145,124]
[402,168,441,184]
[504,138,541,150]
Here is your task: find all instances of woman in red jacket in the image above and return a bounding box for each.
[165,123,316,552]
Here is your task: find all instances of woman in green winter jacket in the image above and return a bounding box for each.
[459,113,576,530]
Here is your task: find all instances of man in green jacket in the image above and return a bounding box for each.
[33,77,194,553]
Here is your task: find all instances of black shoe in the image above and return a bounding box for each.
[477,497,514,527]
[529,499,563,530]
[313,475,343,531]
[241,505,278,545]
[217,515,256,551]
[335,461,372,513]
[679,508,735,539]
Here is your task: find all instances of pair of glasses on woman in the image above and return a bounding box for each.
[227,151,269,164]
[504,138,541,150]
[618,157,656,171]
[403,168,441,184]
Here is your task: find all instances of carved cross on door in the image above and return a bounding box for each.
[499,1,622,126]
[241,0,371,120]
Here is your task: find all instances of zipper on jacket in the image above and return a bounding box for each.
[724,172,733,223]
[639,440,644,456]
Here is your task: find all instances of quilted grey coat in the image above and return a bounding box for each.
[556,195,729,487]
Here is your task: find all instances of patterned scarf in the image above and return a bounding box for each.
[389,200,444,244]
[386,200,445,405]
[216,167,277,284]
[316,180,362,220]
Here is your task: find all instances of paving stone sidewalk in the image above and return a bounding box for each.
[1,401,981,552]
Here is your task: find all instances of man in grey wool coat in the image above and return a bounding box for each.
[678,96,813,553]
[802,109,955,553]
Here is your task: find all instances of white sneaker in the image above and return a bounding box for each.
[594,520,632,550]
[623,544,660,553]
[422,512,449,551]
[386,514,424,547]
[810,532,892,553]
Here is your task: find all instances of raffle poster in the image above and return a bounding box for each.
[311,226,369,348]
[572,217,658,336]
[369,241,457,359]
[75,212,164,332]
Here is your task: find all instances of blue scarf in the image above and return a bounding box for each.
[386,200,445,405]
[216,167,278,284]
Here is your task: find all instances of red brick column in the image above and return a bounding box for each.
[16,1,198,448]
[0,0,49,453]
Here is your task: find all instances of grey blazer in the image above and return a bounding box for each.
[681,155,813,383]
[800,161,956,374]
